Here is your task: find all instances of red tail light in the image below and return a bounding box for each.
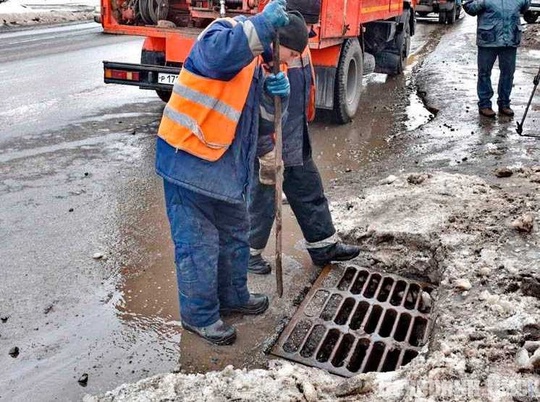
[104,69,140,81]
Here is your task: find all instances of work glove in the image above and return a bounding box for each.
[264,72,290,97]
[262,0,289,28]
[258,150,277,185]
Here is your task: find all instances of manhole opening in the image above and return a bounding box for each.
[272,264,435,377]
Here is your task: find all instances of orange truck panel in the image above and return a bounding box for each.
[102,0,410,64]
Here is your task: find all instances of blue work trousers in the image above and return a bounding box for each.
[163,180,250,328]
[248,157,335,253]
[477,46,517,109]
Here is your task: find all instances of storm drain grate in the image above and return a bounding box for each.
[272,264,435,377]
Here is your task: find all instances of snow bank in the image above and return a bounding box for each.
[0,0,97,27]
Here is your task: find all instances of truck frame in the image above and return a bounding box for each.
[101,0,416,124]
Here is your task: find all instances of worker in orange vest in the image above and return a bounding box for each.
[248,5,361,275]
[156,2,308,345]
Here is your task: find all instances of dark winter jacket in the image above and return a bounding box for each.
[257,48,314,166]
[463,0,530,47]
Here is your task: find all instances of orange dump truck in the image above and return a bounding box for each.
[102,0,416,123]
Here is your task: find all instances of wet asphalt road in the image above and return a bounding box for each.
[0,22,180,401]
[3,16,532,400]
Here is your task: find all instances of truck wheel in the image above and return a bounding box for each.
[156,89,172,102]
[141,49,173,103]
[446,3,456,24]
[524,11,538,23]
[438,10,446,23]
[333,38,363,124]
[397,11,411,74]
[373,10,411,76]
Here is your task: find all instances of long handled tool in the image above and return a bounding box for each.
[517,65,540,137]
[272,34,284,298]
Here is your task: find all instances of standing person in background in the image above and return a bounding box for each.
[248,3,361,276]
[155,1,296,345]
[463,0,529,118]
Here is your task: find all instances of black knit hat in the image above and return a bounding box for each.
[286,0,321,24]
[278,11,308,53]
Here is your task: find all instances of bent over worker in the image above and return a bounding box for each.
[155,1,300,345]
[248,5,361,275]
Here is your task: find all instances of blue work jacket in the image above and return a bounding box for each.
[257,49,314,166]
[463,0,530,47]
[156,15,275,204]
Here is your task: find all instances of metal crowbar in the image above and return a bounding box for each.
[517,65,540,137]
[272,34,284,298]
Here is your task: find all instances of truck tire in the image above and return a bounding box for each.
[141,49,173,102]
[373,10,411,76]
[445,2,456,24]
[397,11,412,74]
[333,38,363,124]
[156,90,172,102]
[524,11,538,23]
[438,10,446,23]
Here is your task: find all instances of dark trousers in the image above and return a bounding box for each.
[163,180,250,327]
[477,46,517,109]
[248,157,336,255]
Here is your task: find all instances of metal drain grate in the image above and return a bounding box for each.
[272,264,435,377]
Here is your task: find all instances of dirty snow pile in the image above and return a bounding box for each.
[83,360,373,402]
[331,170,540,400]
[87,170,540,401]
[523,23,540,50]
[0,0,96,27]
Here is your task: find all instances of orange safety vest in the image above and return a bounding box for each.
[305,48,317,122]
[158,18,258,162]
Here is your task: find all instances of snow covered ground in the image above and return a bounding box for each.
[0,0,97,28]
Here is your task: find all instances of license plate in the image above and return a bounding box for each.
[158,73,178,85]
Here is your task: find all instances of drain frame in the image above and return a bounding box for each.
[271,264,435,377]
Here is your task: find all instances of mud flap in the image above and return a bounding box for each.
[374,52,402,75]
[314,66,337,110]
[373,11,411,76]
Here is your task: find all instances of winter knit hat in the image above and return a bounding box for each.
[278,11,308,53]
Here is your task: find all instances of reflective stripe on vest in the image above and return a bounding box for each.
[158,18,258,161]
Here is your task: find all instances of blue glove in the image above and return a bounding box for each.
[262,0,289,28]
[265,72,290,97]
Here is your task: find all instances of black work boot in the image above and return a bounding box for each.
[248,254,272,275]
[221,293,270,315]
[182,319,236,345]
[310,242,361,267]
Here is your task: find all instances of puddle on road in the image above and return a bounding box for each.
[405,88,435,131]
